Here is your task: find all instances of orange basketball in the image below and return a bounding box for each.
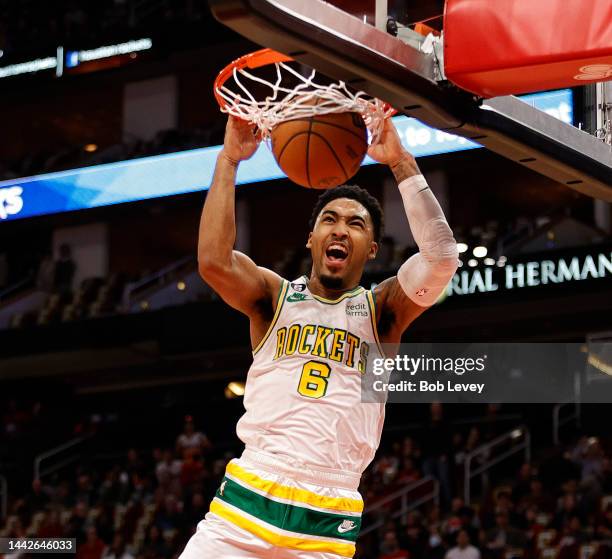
[270,112,368,189]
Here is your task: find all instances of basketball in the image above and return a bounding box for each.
[270,111,368,189]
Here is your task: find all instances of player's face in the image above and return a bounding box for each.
[307,198,378,288]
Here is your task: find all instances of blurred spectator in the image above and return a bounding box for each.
[460,507,480,538]
[422,403,452,506]
[101,534,134,559]
[3,399,29,439]
[98,468,121,506]
[443,498,467,537]
[596,504,612,540]
[5,516,26,538]
[156,449,183,497]
[155,494,184,532]
[425,527,447,559]
[554,494,582,530]
[141,525,173,559]
[483,512,527,558]
[397,457,421,485]
[399,512,428,559]
[53,243,76,297]
[481,491,521,531]
[518,478,555,514]
[125,449,146,479]
[581,439,606,490]
[180,448,205,488]
[184,492,207,534]
[511,463,533,503]
[66,501,89,543]
[37,509,64,538]
[75,474,94,507]
[92,507,113,544]
[445,530,480,559]
[77,526,106,559]
[25,478,50,514]
[379,529,410,559]
[176,417,211,456]
[36,250,55,293]
[558,515,588,547]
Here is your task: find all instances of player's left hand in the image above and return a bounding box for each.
[367,118,413,167]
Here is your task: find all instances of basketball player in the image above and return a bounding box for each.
[180,116,458,558]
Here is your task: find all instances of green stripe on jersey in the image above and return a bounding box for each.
[216,477,361,542]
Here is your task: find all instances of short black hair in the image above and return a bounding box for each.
[309,185,383,242]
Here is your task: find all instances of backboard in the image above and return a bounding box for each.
[208,0,612,201]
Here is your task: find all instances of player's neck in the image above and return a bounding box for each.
[306,273,361,300]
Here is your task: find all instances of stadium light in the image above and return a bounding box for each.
[473,246,487,258]
[457,242,468,254]
[225,381,246,399]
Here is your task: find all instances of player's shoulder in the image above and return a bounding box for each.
[257,266,287,303]
[371,276,399,307]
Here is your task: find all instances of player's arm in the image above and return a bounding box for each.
[368,120,459,337]
[198,116,282,316]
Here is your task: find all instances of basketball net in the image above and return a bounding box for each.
[215,49,395,145]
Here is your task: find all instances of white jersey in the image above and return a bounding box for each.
[236,276,385,475]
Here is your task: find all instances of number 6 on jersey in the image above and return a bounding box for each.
[297,360,331,399]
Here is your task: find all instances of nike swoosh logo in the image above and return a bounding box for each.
[338,523,356,533]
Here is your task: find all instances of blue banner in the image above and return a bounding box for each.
[0,90,572,222]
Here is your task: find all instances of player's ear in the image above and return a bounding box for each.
[306,232,313,249]
[368,241,378,260]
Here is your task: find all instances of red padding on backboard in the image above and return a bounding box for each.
[443,0,612,98]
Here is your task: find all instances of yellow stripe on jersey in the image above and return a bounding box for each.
[310,286,364,305]
[365,290,385,357]
[252,280,289,356]
[225,461,364,513]
[210,499,356,558]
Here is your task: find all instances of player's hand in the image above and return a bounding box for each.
[221,116,262,165]
[367,118,411,168]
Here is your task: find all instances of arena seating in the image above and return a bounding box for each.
[1,399,611,559]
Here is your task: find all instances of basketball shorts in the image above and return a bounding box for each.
[179,448,363,559]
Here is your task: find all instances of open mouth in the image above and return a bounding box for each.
[325,243,349,264]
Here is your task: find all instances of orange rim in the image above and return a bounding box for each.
[214,48,294,110]
[214,47,397,118]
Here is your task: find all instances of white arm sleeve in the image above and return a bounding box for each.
[396,175,459,306]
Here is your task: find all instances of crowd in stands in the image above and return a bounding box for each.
[1,401,612,559]
[0,126,225,184]
[0,206,605,330]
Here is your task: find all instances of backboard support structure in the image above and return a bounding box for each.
[209,0,612,201]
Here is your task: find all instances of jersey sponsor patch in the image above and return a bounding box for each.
[345,302,368,317]
[287,292,309,302]
[290,282,306,292]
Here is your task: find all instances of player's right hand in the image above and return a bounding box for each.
[221,116,262,164]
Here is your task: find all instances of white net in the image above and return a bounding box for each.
[216,60,394,145]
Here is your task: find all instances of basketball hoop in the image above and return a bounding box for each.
[214,48,396,145]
